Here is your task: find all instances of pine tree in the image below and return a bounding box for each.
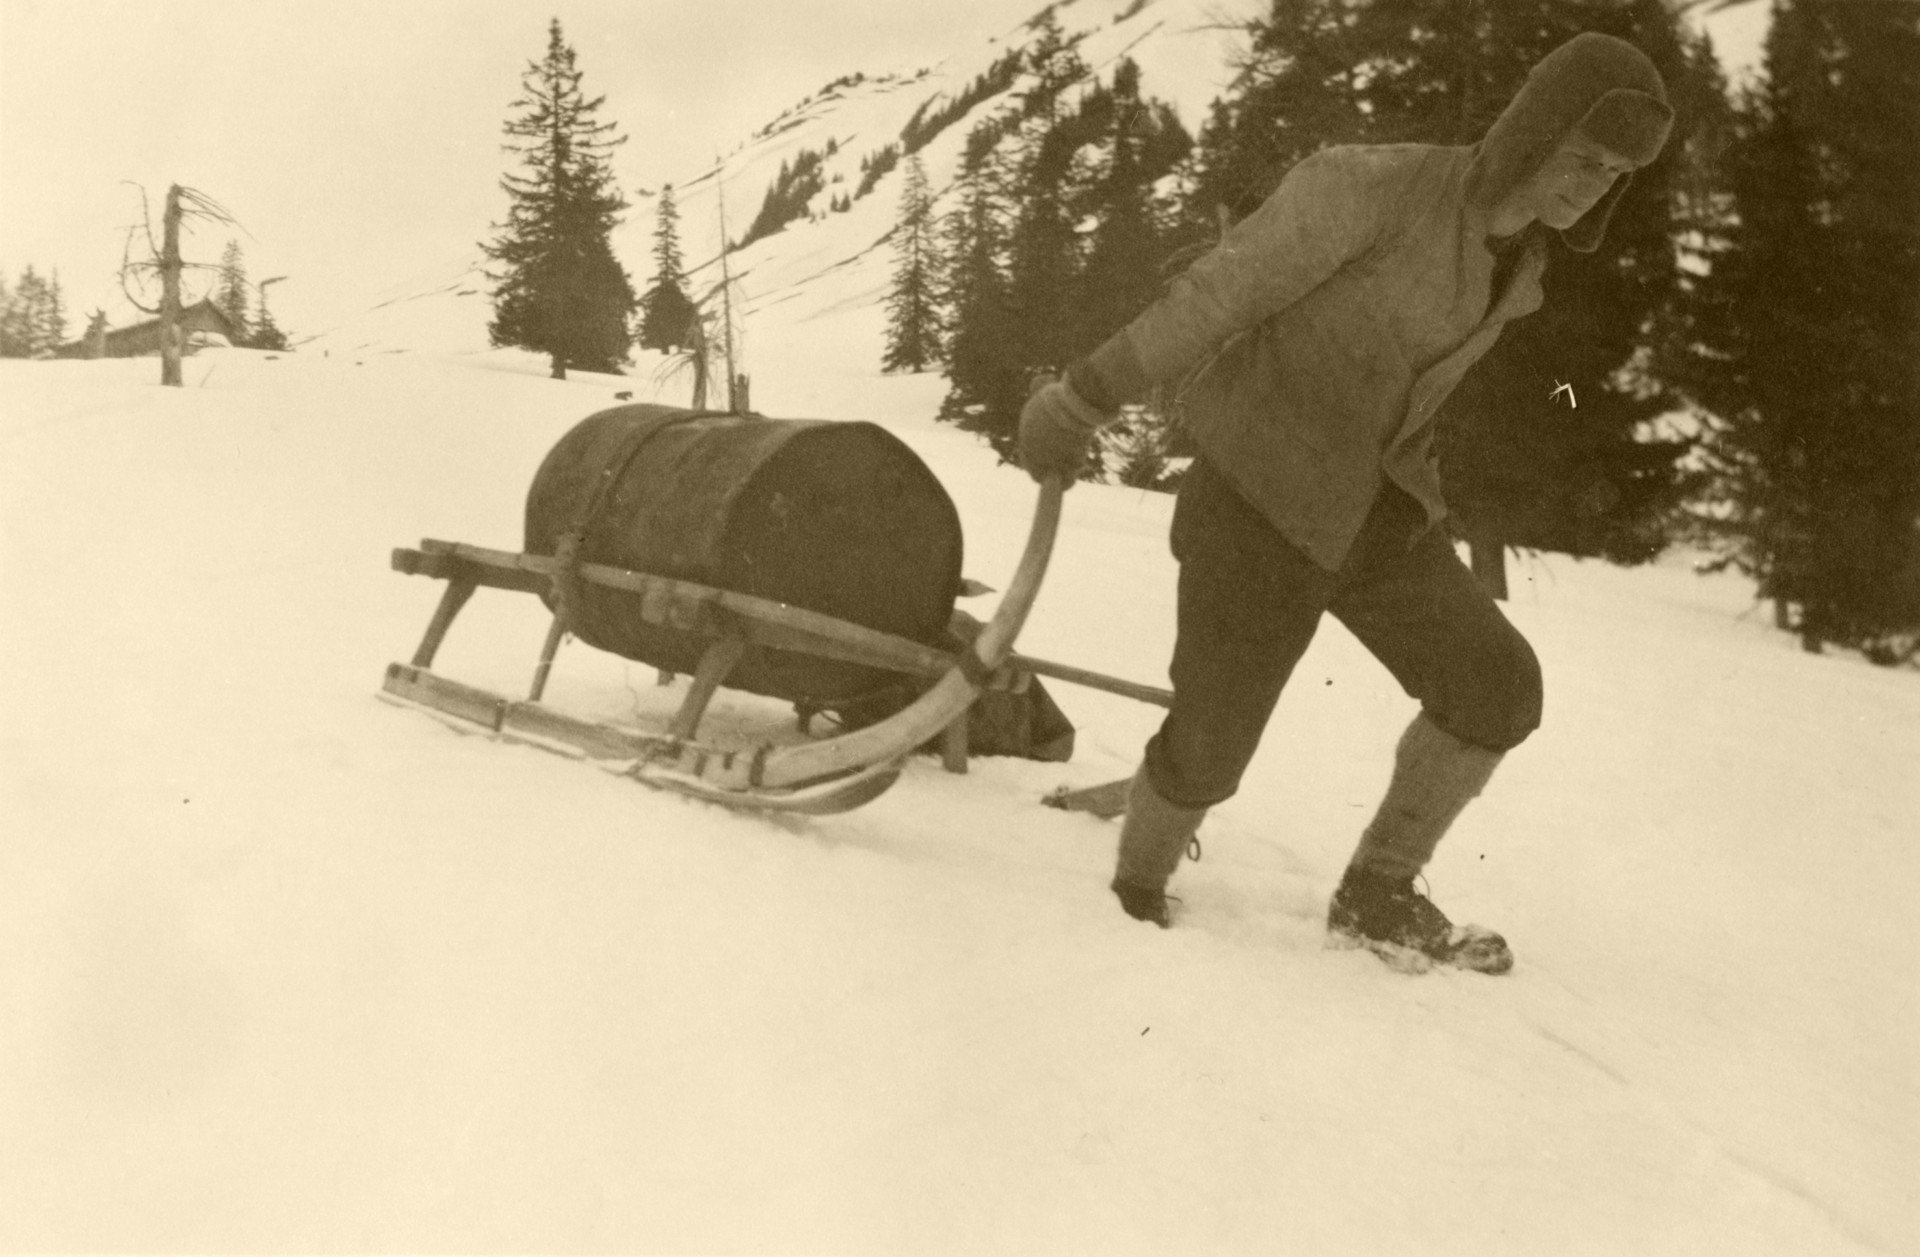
[0,266,66,358]
[651,182,683,279]
[882,153,944,372]
[1073,59,1194,488]
[736,148,832,249]
[252,304,290,352]
[933,40,1195,473]
[1184,0,1367,228]
[1075,62,1173,350]
[1002,13,1093,381]
[482,19,637,379]
[0,271,25,357]
[1684,0,1920,660]
[639,183,699,352]
[215,240,251,345]
[35,269,67,356]
[937,123,1025,460]
[939,13,1104,462]
[13,269,46,356]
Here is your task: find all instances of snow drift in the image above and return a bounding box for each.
[4,341,1914,1255]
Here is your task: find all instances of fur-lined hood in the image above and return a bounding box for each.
[1469,32,1674,252]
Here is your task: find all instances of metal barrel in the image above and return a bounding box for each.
[524,404,964,706]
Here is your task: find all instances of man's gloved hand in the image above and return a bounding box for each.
[1018,377,1110,484]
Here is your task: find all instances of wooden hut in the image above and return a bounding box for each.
[60,299,244,358]
[52,311,109,360]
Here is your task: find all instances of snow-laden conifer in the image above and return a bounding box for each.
[482,19,637,380]
[882,154,943,373]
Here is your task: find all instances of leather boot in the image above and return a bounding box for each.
[1331,715,1513,973]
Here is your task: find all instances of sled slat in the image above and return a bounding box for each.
[386,661,675,760]
[383,663,507,732]
[383,660,901,813]
[500,699,675,761]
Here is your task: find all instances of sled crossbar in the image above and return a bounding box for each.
[392,539,1009,687]
[390,539,1172,708]
[384,662,683,760]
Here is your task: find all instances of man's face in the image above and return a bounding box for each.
[1507,134,1636,231]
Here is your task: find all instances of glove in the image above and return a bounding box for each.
[1018,378,1110,484]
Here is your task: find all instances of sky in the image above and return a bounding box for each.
[0,0,1768,341]
[0,0,1063,335]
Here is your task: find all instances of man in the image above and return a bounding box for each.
[1019,32,1673,973]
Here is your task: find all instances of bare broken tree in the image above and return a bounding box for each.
[648,302,713,410]
[119,184,241,386]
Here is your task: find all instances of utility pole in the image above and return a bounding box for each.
[715,166,741,414]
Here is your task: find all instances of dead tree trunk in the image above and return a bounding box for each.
[685,317,711,410]
[159,185,184,387]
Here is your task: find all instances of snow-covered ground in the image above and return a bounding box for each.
[3,338,1915,1255]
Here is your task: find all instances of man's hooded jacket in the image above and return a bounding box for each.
[1069,32,1674,571]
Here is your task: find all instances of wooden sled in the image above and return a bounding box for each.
[382,477,1168,814]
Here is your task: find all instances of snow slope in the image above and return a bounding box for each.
[4,339,1916,1254]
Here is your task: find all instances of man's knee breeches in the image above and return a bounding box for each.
[1421,614,1542,753]
[1144,460,1543,807]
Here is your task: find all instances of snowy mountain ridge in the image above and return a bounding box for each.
[297,0,1251,363]
[295,0,1774,374]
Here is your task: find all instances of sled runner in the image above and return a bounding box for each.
[379,403,1162,815]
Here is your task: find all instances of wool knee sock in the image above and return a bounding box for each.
[1348,715,1503,881]
[1115,765,1207,891]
